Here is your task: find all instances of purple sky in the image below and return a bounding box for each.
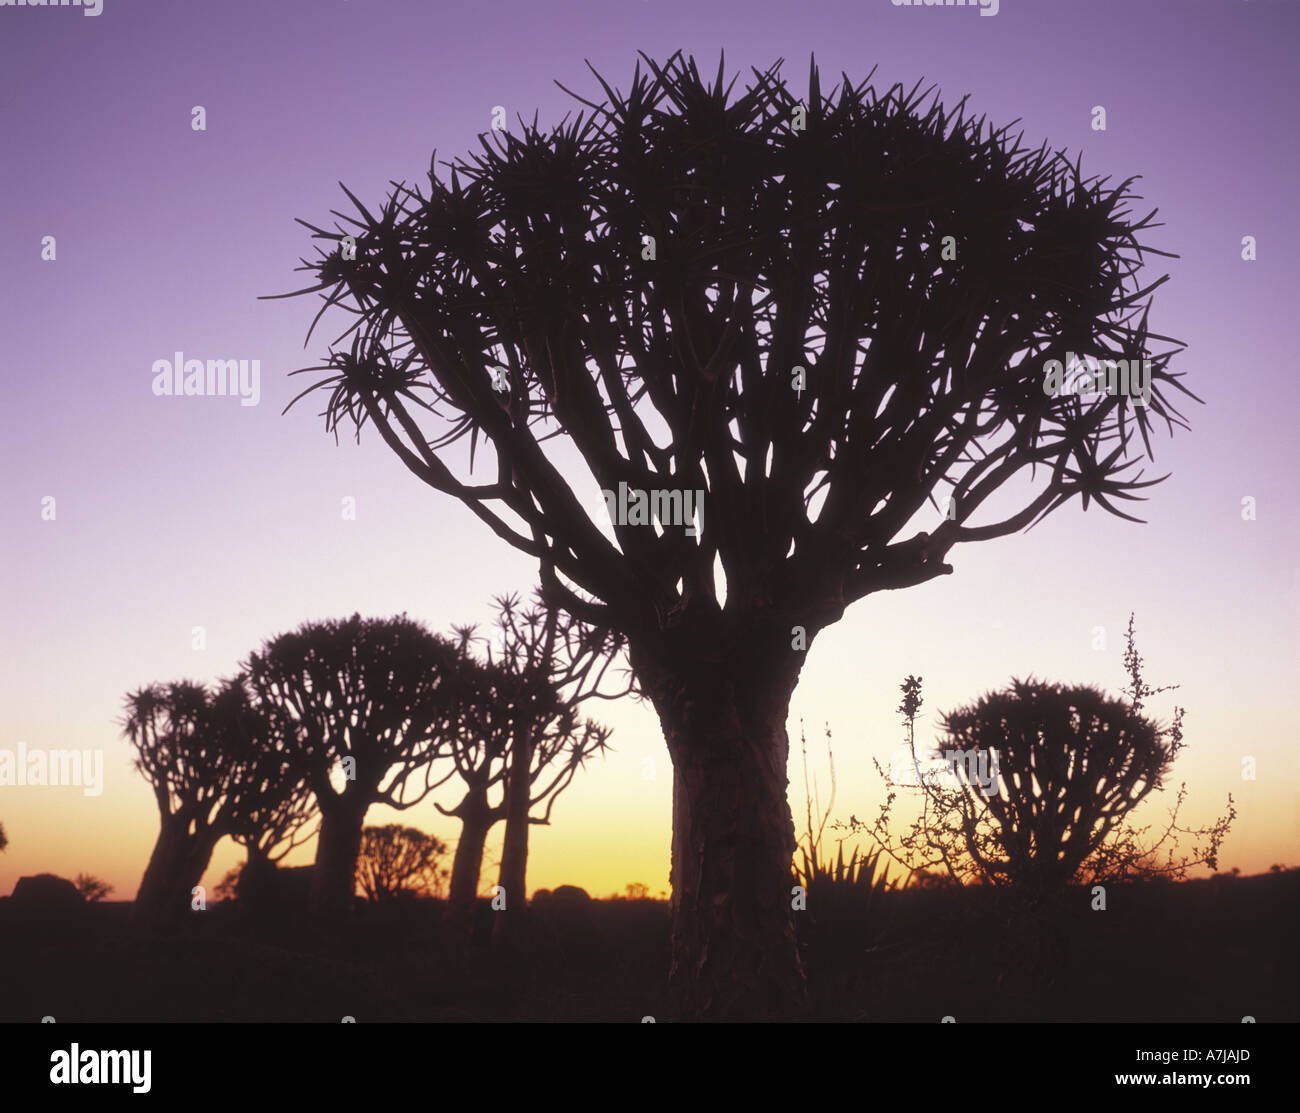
[3,0,1297,899]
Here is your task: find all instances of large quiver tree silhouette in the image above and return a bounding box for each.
[275,52,1195,1016]
[243,614,469,921]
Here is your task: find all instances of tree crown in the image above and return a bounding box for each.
[276,51,1195,655]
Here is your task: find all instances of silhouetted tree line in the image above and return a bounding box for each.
[122,591,624,934]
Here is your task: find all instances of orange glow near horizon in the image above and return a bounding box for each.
[2,584,1295,903]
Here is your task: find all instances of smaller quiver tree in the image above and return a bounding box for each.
[124,678,251,925]
[436,591,621,947]
[938,678,1172,897]
[244,614,472,921]
[862,619,1234,902]
[356,824,450,901]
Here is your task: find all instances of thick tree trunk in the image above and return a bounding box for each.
[133,817,191,926]
[639,642,809,1019]
[179,826,224,904]
[492,724,533,948]
[310,802,365,920]
[242,844,271,875]
[236,847,274,908]
[446,788,493,948]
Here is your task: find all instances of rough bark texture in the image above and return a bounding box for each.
[310,803,365,920]
[637,640,809,1019]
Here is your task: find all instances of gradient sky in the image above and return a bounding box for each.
[2,0,1297,903]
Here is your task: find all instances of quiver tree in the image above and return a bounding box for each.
[433,602,616,948]
[861,620,1234,898]
[356,824,449,902]
[455,591,625,946]
[123,678,260,925]
[435,667,507,944]
[225,715,318,892]
[243,614,469,920]
[273,52,1195,1016]
[938,679,1175,895]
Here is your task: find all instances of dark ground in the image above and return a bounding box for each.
[0,871,1294,1022]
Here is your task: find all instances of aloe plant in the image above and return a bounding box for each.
[793,724,896,947]
[796,841,894,935]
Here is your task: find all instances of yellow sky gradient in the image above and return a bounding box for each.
[3,548,1295,902]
